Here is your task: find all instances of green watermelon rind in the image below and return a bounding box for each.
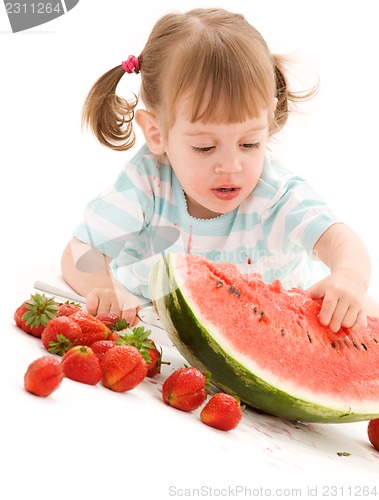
[150,254,379,423]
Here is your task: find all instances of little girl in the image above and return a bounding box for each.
[61,7,378,331]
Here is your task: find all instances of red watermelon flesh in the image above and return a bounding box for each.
[195,260,379,400]
[150,253,379,422]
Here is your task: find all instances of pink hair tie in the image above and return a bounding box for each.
[122,55,140,74]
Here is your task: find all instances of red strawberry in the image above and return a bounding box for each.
[109,331,122,341]
[14,293,59,337]
[41,315,82,355]
[90,339,116,361]
[200,393,242,431]
[368,419,379,452]
[162,367,208,412]
[95,313,128,331]
[69,310,110,345]
[146,341,161,377]
[24,355,64,397]
[146,341,169,377]
[101,345,147,392]
[14,305,44,337]
[116,325,151,350]
[61,346,102,385]
[58,301,82,316]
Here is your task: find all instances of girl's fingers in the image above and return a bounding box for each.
[329,303,350,333]
[318,294,338,329]
[349,310,367,332]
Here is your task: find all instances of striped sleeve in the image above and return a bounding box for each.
[259,163,339,257]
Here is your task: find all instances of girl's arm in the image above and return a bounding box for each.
[61,236,140,325]
[308,222,372,332]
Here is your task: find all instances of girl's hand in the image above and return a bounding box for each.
[86,287,141,326]
[307,270,367,333]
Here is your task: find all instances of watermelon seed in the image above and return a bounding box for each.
[227,285,241,297]
[216,280,223,287]
[253,307,258,314]
[330,342,336,348]
[361,343,368,351]
[344,340,349,348]
[351,340,359,349]
[307,333,312,343]
[258,311,265,321]
[280,328,285,336]
[372,337,378,343]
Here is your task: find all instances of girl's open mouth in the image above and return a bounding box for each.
[212,187,240,201]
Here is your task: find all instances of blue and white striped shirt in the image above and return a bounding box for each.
[74,143,338,301]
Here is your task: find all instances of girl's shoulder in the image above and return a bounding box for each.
[255,154,308,202]
[262,155,302,186]
[112,144,173,202]
[129,143,170,176]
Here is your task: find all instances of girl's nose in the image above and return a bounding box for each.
[214,155,242,174]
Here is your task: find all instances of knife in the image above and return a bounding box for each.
[33,280,86,304]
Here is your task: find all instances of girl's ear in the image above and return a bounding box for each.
[135,110,165,154]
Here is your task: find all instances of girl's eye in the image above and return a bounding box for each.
[192,146,214,154]
[192,143,260,153]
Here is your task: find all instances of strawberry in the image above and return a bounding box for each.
[69,310,110,345]
[90,339,116,361]
[162,367,208,412]
[109,331,122,341]
[145,341,161,378]
[101,345,147,392]
[24,355,64,397]
[116,325,154,361]
[41,315,82,355]
[368,419,379,452]
[14,293,59,337]
[95,313,128,331]
[200,393,242,431]
[146,340,169,377]
[61,346,102,385]
[58,301,82,316]
[115,327,170,376]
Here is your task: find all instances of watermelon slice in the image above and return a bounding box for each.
[149,253,379,423]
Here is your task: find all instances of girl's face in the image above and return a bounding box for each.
[164,101,270,219]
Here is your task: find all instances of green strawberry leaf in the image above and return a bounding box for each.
[47,334,77,356]
[111,318,129,331]
[115,324,155,362]
[21,293,59,327]
[117,328,134,339]
[141,340,155,349]
[139,348,151,363]
[132,326,152,341]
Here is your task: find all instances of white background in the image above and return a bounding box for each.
[1,1,379,498]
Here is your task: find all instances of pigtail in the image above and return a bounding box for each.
[272,58,289,133]
[82,65,138,151]
[271,55,319,135]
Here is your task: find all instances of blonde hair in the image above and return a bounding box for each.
[82,8,317,151]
